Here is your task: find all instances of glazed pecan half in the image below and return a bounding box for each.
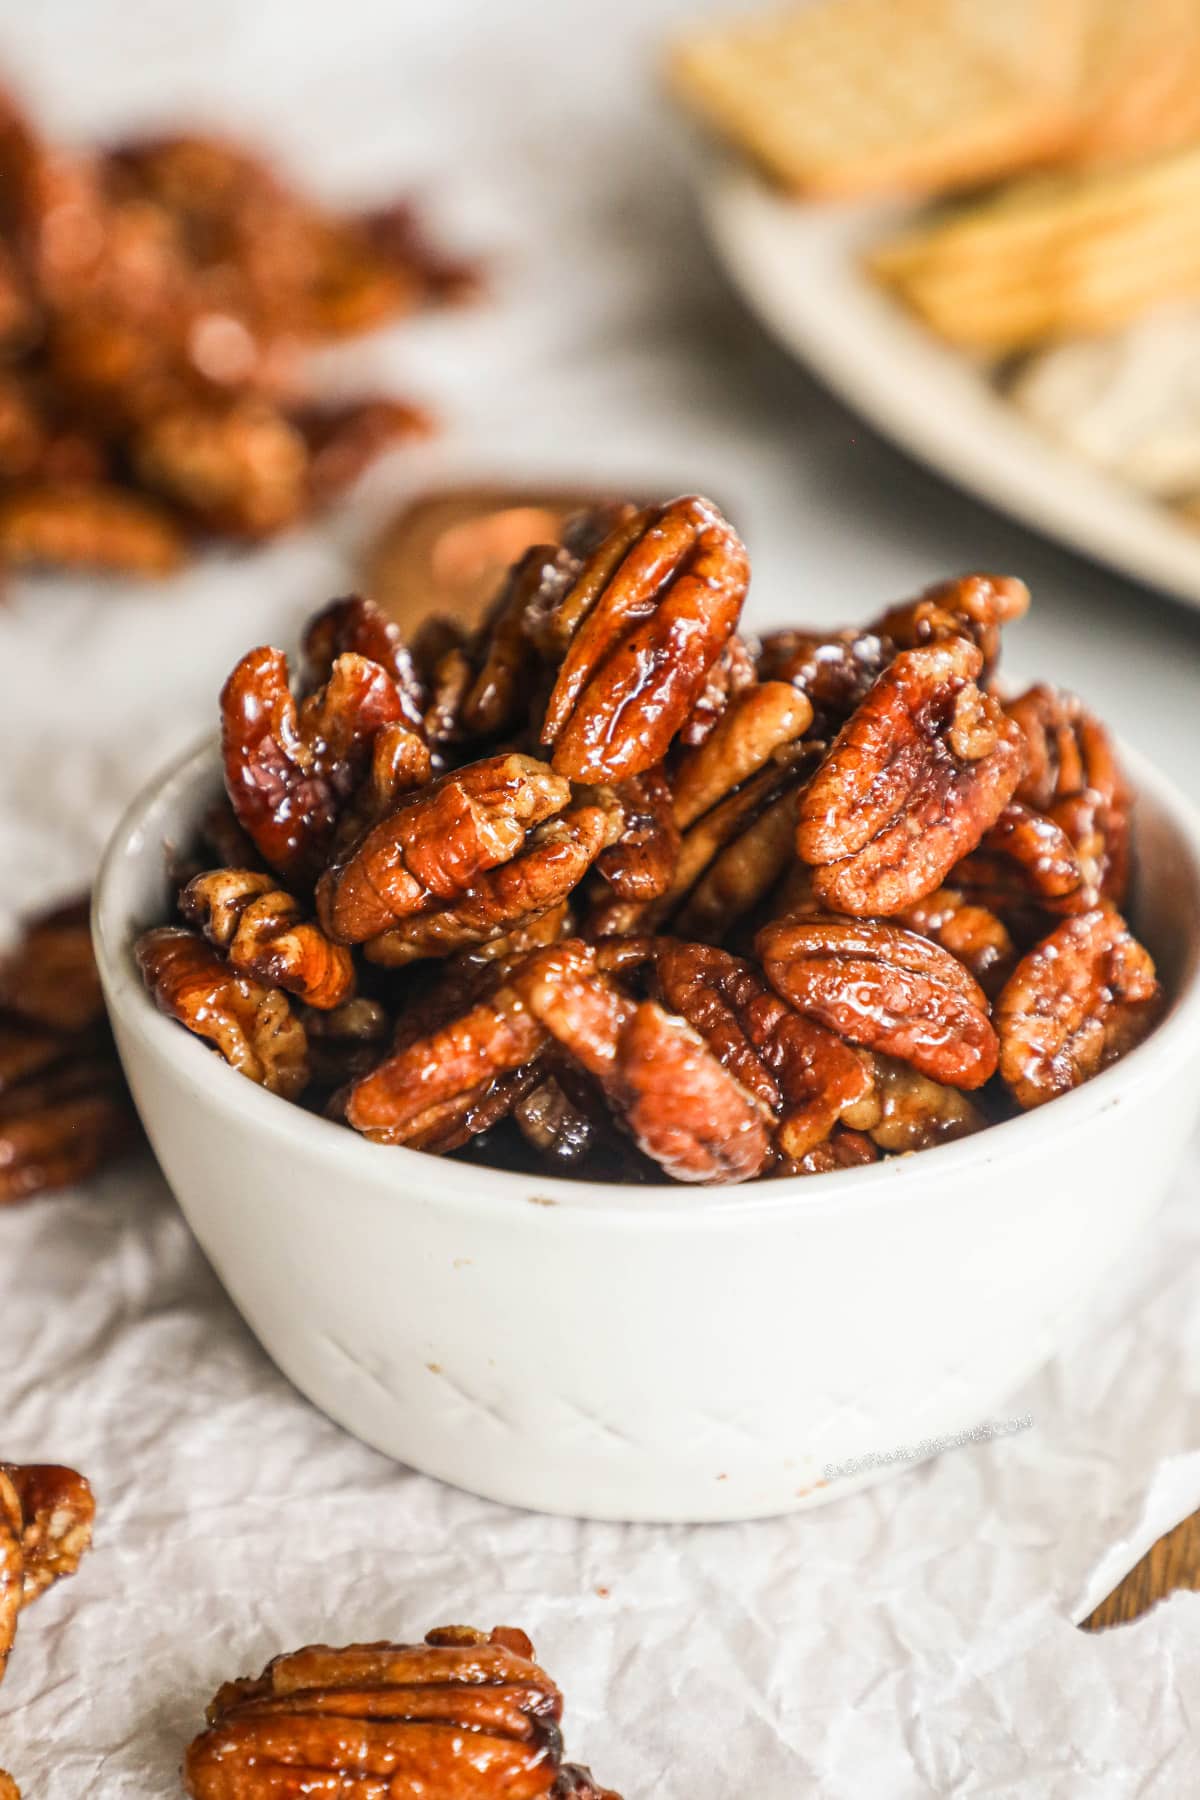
[2,1463,95,1606]
[758,915,998,1089]
[317,753,572,945]
[795,640,1024,916]
[511,939,773,1183]
[302,594,426,733]
[1006,684,1132,907]
[184,1627,623,1800]
[180,869,355,1010]
[539,495,747,783]
[653,940,874,1160]
[222,645,409,884]
[136,926,308,1099]
[873,572,1029,676]
[0,1470,19,1682]
[995,908,1160,1109]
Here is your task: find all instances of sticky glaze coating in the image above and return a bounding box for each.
[137,496,1163,1183]
[183,1627,623,1800]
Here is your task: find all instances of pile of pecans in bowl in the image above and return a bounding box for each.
[137,494,1163,1184]
[0,83,475,578]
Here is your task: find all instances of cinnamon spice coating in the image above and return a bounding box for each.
[137,500,1163,1181]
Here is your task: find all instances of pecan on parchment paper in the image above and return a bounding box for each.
[183,1626,623,1800]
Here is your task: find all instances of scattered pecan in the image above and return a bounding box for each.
[0,1470,19,1680]
[184,1627,621,1800]
[222,645,408,884]
[0,482,184,574]
[0,894,136,1203]
[995,909,1160,1110]
[539,495,747,783]
[180,869,355,1010]
[758,915,998,1089]
[0,895,102,1033]
[795,640,1024,915]
[0,1767,19,1799]
[2,1463,95,1606]
[136,926,308,1099]
[873,572,1029,676]
[512,939,773,1182]
[317,753,572,945]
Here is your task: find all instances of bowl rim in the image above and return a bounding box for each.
[94,733,1200,1225]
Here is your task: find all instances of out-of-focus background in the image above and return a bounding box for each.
[1,0,1198,921]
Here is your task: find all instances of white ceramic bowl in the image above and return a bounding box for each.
[95,739,1200,1523]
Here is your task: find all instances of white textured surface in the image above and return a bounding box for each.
[2,2,1200,1794]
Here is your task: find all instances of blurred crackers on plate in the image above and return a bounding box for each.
[868,146,1200,353]
[667,0,1088,199]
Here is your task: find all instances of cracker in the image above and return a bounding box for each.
[1067,0,1200,165]
[667,0,1086,199]
[869,147,1200,352]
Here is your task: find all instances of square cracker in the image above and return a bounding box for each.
[667,0,1086,199]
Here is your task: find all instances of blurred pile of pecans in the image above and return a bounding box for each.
[0,84,476,578]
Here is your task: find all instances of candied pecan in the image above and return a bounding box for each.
[758,915,998,1089]
[185,1626,621,1800]
[995,909,1160,1110]
[671,680,814,831]
[362,791,622,965]
[795,640,1024,916]
[300,995,389,1092]
[1007,684,1131,905]
[539,495,747,783]
[0,895,103,1033]
[317,753,571,944]
[594,764,679,901]
[894,886,1016,994]
[512,940,772,1183]
[132,397,308,539]
[136,926,308,1099]
[300,397,432,504]
[333,722,434,850]
[952,800,1091,917]
[513,1063,603,1168]
[2,1464,95,1606]
[636,742,819,942]
[677,634,758,747]
[453,543,570,743]
[346,979,545,1145]
[873,572,1029,676]
[653,941,874,1160]
[850,1054,986,1154]
[782,1127,879,1177]
[0,1057,135,1205]
[0,482,184,575]
[755,627,891,732]
[0,1768,19,1799]
[0,1469,19,1680]
[222,645,407,884]
[180,869,355,1009]
[302,594,425,731]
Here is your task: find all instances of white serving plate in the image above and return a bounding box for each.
[699,159,1200,611]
